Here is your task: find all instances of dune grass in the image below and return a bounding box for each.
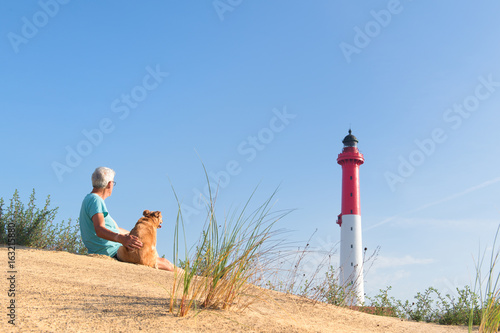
[168,169,291,317]
[471,225,500,333]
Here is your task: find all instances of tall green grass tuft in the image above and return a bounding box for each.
[169,171,291,317]
[472,225,500,333]
[0,189,87,254]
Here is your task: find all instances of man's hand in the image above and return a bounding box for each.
[92,213,143,250]
[119,233,143,250]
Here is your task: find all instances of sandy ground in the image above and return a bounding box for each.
[1,246,474,333]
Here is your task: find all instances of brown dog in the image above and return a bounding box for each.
[117,210,162,268]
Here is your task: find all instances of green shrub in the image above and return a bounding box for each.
[366,285,482,326]
[0,189,87,254]
[409,287,438,322]
[435,286,481,326]
[366,286,399,317]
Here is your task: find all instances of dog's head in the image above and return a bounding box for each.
[143,210,163,228]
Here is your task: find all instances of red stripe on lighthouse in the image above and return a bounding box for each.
[337,145,364,226]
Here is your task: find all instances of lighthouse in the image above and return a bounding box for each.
[336,129,365,305]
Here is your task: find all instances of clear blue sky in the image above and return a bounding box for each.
[2,0,500,302]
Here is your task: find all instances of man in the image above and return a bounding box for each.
[79,166,176,271]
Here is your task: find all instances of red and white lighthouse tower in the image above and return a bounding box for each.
[337,129,365,305]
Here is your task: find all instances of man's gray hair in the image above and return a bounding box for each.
[91,167,115,188]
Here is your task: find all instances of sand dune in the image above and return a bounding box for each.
[1,247,472,332]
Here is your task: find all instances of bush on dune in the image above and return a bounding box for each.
[0,189,87,254]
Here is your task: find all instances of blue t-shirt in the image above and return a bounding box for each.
[79,193,121,256]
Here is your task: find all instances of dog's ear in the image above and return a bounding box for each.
[143,210,151,216]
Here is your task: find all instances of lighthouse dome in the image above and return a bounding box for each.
[342,129,358,147]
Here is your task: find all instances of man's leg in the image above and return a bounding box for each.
[156,257,174,271]
[156,257,184,273]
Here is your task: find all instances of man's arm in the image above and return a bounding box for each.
[92,213,143,250]
[117,227,130,235]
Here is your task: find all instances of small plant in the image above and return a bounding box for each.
[366,286,399,317]
[0,189,87,254]
[314,265,359,306]
[409,287,438,322]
